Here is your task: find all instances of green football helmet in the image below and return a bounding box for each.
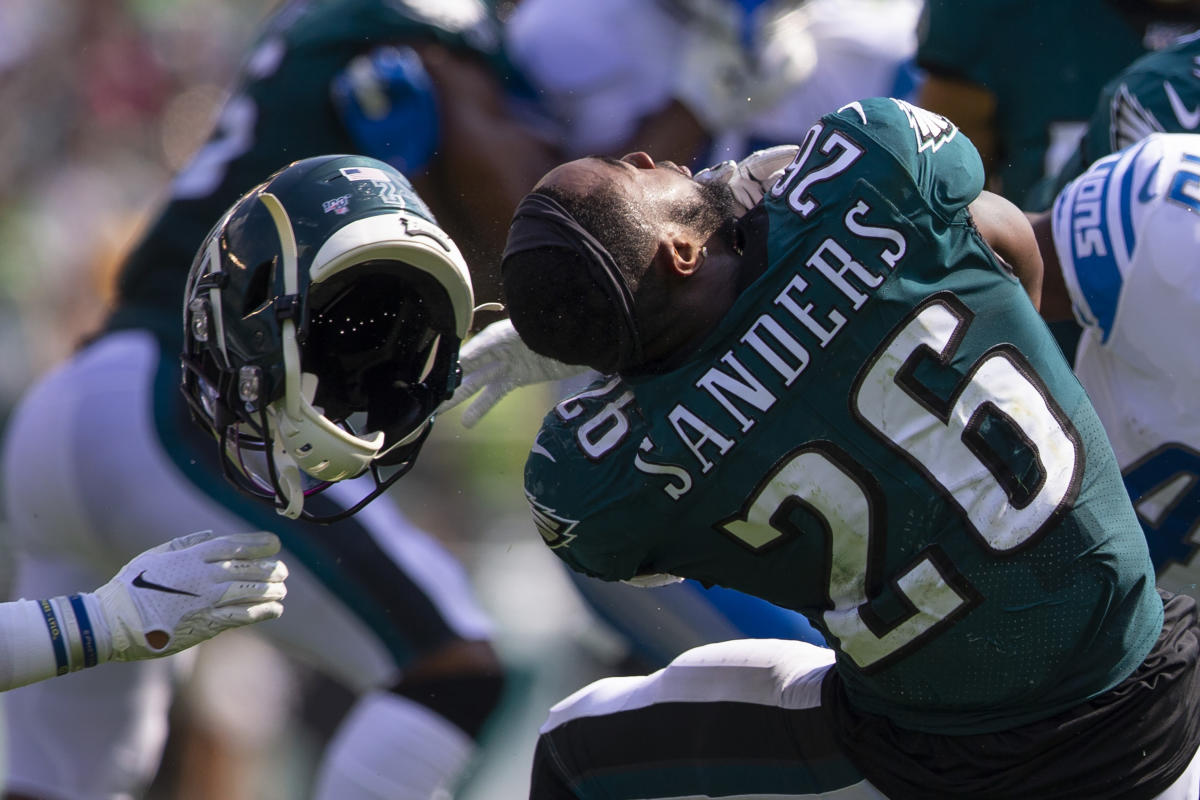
[181,154,474,521]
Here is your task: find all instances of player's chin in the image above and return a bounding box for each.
[697,179,741,220]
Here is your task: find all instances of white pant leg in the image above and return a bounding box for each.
[1153,744,1200,800]
[537,638,888,799]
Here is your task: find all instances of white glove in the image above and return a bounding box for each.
[91,530,287,662]
[694,144,799,215]
[749,3,818,113]
[674,19,750,132]
[622,573,685,589]
[440,318,589,428]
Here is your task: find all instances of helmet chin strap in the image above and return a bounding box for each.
[269,319,386,517]
[271,433,306,520]
[258,190,388,517]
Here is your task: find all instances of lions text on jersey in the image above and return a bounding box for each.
[1053,131,1200,596]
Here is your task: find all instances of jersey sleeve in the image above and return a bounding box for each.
[1073,46,1197,184]
[1101,35,1200,154]
[1051,151,1126,341]
[330,44,440,175]
[825,97,986,218]
[522,399,656,582]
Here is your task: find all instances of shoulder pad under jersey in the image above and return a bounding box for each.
[824,97,985,217]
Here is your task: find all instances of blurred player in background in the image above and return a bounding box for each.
[916,0,1200,211]
[1031,29,1200,208]
[916,0,1200,363]
[0,0,278,421]
[0,1,558,798]
[506,0,921,169]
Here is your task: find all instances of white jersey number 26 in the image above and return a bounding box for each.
[719,295,1082,669]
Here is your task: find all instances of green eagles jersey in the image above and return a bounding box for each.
[1032,31,1200,210]
[523,97,1162,735]
[917,0,1197,209]
[105,0,528,349]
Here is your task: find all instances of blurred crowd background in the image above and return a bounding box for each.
[0,0,276,412]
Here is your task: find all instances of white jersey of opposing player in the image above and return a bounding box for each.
[505,0,921,160]
[1051,131,1200,595]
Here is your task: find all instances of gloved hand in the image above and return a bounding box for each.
[674,20,751,132]
[331,45,439,174]
[90,531,287,662]
[694,144,799,215]
[440,318,589,428]
[622,573,685,588]
[748,3,819,113]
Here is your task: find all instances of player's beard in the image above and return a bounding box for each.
[697,179,743,255]
[672,179,741,243]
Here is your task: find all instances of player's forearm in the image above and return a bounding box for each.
[968,190,1044,308]
[0,594,113,691]
[1027,210,1073,322]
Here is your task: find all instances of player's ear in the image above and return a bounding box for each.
[655,236,704,277]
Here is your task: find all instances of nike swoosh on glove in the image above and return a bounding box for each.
[693,144,799,216]
[91,530,287,662]
[439,318,590,428]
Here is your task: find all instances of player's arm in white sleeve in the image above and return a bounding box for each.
[0,530,286,691]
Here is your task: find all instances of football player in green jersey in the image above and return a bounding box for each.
[490,97,1200,798]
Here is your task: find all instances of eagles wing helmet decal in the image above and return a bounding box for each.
[527,493,578,549]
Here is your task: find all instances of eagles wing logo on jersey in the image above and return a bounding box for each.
[892,98,957,153]
[527,494,578,549]
[1110,83,1165,153]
